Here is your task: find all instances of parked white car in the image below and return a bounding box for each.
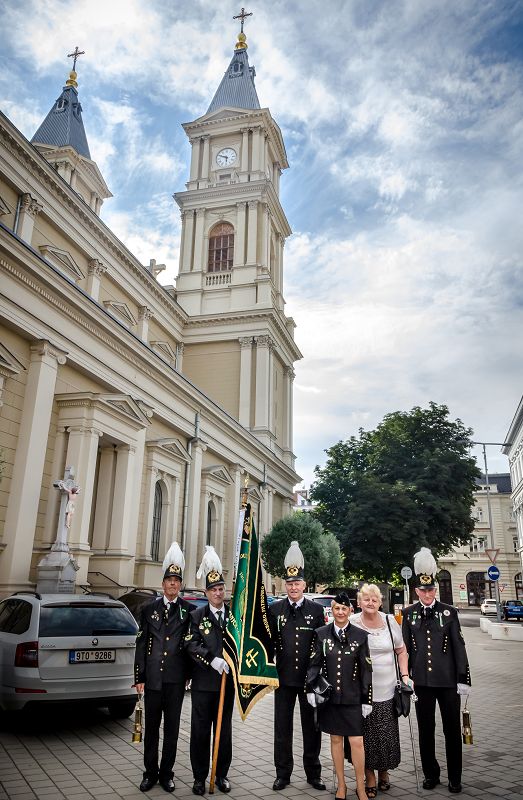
[304,593,337,624]
[480,598,497,616]
[0,592,138,715]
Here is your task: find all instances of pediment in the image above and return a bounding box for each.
[150,340,177,363]
[39,244,84,281]
[201,464,233,485]
[196,107,252,124]
[99,394,151,426]
[146,438,191,463]
[103,300,137,327]
[0,195,12,216]
[0,343,25,378]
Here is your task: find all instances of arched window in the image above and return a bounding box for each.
[208,223,234,272]
[206,500,217,546]
[437,569,453,605]
[151,482,163,561]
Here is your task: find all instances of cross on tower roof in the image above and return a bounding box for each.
[233,7,252,33]
[67,46,85,71]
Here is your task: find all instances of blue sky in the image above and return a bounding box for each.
[1,0,522,486]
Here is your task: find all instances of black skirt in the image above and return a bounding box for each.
[318,702,363,737]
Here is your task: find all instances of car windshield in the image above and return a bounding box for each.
[39,603,138,636]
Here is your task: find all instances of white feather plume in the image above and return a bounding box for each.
[162,541,185,573]
[196,545,223,579]
[284,541,304,569]
[413,547,437,577]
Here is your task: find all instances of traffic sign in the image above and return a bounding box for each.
[401,566,412,580]
[487,565,500,581]
[485,548,499,564]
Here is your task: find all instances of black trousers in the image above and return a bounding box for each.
[190,682,234,782]
[274,684,322,781]
[415,686,462,786]
[143,682,186,781]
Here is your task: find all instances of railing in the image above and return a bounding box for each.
[206,272,231,287]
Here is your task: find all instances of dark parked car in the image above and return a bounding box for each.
[501,600,523,621]
[119,588,207,622]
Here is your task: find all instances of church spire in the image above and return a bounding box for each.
[31,48,91,159]
[206,7,260,114]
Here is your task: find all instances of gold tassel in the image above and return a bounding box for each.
[132,693,143,743]
[462,697,473,745]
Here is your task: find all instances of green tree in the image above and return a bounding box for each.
[310,402,480,581]
[261,513,343,588]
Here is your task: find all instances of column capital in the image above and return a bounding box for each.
[196,207,206,217]
[87,258,107,277]
[138,305,154,322]
[284,365,295,379]
[255,334,275,350]
[248,199,259,209]
[176,342,185,355]
[236,201,247,210]
[30,340,67,366]
[21,192,43,217]
[66,425,104,438]
[239,336,253,349]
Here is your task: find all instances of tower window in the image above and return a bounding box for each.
[208,223,234,272]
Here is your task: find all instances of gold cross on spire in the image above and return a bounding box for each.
[233,7,252,33]
[67,46,85,71]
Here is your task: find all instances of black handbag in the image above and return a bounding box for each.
[386,615,413,717]
[309,673,332,705]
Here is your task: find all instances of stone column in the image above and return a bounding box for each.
[261,203,270,268]
[181,210,195,272]
[228,464,245,579]
[107,444,137,554]
[128,426,147,564]
[238,336,253,427]
[254,335,271,430]
[142,465,160,559]
[194,208,206,270]
[90,446,116,551]
[241,128,249,172]
[86,259,107,302]
[137,306,154,341]
[64,425,103,556]
[184,439,207,586]
[234,202,247,266]
[0,340,67,591]
[17,193,43,244]
[201,136,210,181]
[247,200,258,264]
[283,365,295,453]
[251,127,262,172]
[190,137,201,181]
[176,342,184,371]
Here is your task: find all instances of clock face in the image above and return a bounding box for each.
[216,148,237,167]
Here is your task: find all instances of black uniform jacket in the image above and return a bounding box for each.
[185,603,231,692]
[307,622,372,706]
[402,600,471,688]
[269,597,325,687]
[134,596,194,690]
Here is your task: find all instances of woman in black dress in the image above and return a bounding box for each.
[307,593,372,800]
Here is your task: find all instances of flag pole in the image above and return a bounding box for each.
[209,477,249,793]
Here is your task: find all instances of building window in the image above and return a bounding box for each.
[206,499,217,546]
[208,223,234,272]
[514,536,518,553]
[151,482,163,561]
[469,536,486,553]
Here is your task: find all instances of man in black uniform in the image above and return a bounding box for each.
[402,548,471,794]
[134,542,193,793]
[269,541,326,791]
[185,546,234,796]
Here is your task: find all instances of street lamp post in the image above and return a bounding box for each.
[472,441,511,624]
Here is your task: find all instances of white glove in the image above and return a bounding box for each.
[361,704,372,718]
[211,657,230,674]
[307,692,317,708]
[457,683,471,696]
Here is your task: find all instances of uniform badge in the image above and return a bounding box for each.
[443,609,450,616]
[184,633,193,641]
[199,618,212,635]
[151,610,160,622]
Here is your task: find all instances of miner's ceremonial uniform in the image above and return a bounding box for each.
[403,547,471,793]
[269,595,325,783]
[135,593,193,787]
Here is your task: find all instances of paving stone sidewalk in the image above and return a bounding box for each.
[0,623,521,800]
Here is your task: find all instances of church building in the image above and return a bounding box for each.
[0,23,301,596]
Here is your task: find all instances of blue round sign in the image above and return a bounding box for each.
[487,565,500,581]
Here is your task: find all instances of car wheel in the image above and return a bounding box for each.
[107,699,137,719]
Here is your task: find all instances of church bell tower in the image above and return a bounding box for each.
[175,11,301,465]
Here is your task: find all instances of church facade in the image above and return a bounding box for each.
[0,29,301,596]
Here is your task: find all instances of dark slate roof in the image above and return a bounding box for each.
[207,47,260,113]
[476,473,512,493]
[31,84,91,159]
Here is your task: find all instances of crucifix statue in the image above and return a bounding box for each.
[67,46,85,71]
[52,466,81,552]
[233,7,252,33]
[36,466,80,593]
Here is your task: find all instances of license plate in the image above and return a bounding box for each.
[69,649,116,663]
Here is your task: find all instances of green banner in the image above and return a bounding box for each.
[224,503,279,719]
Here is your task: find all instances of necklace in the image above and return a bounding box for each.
[358,613,385,634]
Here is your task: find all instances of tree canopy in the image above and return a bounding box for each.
[310,402,480,581]
[261,512,343,588]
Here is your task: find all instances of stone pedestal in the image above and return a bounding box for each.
[36,549,79,594]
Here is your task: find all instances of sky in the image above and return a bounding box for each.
[1,0,522,488]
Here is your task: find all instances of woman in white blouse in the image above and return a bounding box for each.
[351,584,410,797]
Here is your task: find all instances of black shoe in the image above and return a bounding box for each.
[308,778,326,791]
[448,783,462,794]
[193,780,206,796]
[422,778,440,790]
[273,778,290,790]
[140,777,157,792]
[160,778,175,793]
[216,777,231,793]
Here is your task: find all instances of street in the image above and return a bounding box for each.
[1,618,522,800]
